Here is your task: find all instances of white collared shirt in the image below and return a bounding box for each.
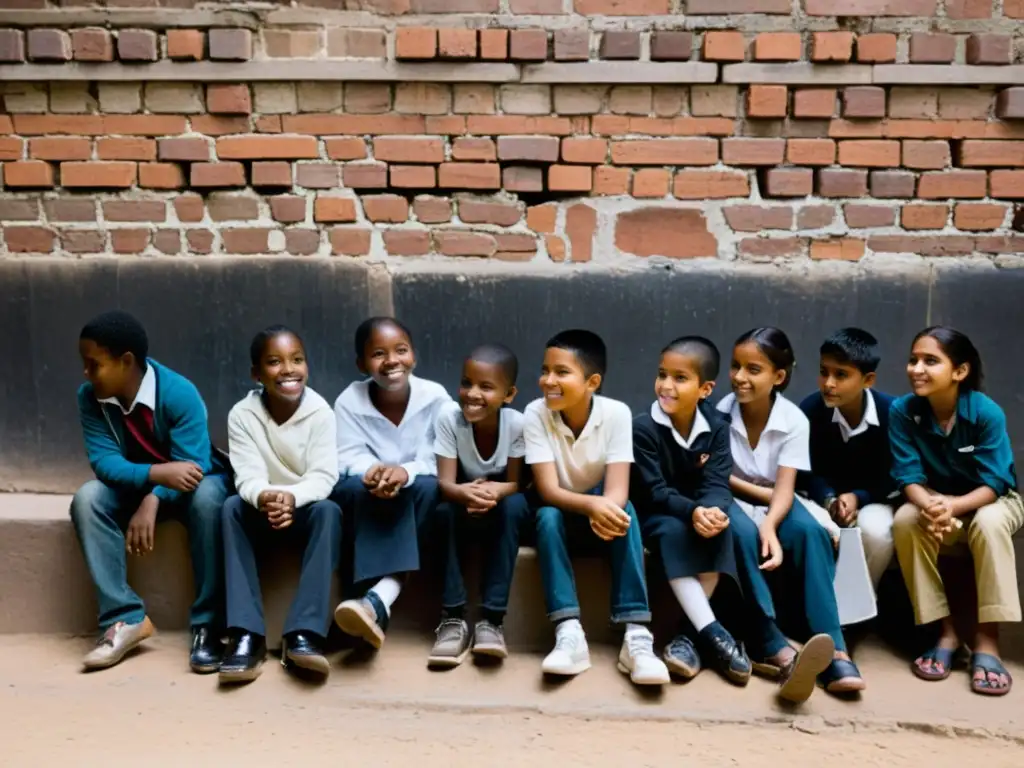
[334,374,452,486]
[717,392,810,486]
[433,401,525,481]
[832,388,879,443]
[523,394,633,493]
[98,362,156,415]
[649,401,710,450]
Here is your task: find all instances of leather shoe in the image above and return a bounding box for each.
[698,621,752,686]
[218,632,267,684]
[282,632,330,677]
[189,625,223,674]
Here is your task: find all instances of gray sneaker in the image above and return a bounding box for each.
[471,620,508,660]
[427,618,471,668]
[82,616,155,671]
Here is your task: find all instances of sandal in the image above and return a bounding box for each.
[912,645,955,682]
[819,657,866,695]
[970,652,1013,697]
[777,633,834,704]
[662,635,701,680]
[698,622,751,686]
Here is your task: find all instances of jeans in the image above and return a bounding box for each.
[69,475,230,630]
[533,499,651,624]
[222,496,342,638]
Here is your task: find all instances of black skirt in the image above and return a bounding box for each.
[640,510,739,584]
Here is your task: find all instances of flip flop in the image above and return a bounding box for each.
[819,657,866,695]
[777,634,835,704]
[970,652,1013,697]
[912,646,955,682]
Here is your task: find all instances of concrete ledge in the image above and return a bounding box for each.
[872,65,1024,85]
[722,63,873,84]
[520,62,719,84]
[0,10,260,28]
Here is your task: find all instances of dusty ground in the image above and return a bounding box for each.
[2,633,1021,767]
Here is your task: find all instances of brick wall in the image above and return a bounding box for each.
[0,2,1022,263]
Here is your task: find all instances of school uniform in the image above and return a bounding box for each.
[800,389,898,586]
[631,400,738,587]
[221,388,341,640]
[716,392,847,654]
[433,401,530,620]
[524,395,650,624]
[332,375,453,591]
[890,390,1023,626]
[70,359,231,631]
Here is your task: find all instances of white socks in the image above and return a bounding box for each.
[369,576,403,616]
[624,622,649,637]
[670,575,718,632]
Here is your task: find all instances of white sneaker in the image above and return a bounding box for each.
[541,621,591,676]
[617,627,670,686]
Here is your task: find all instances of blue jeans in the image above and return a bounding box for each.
[533,499,651,624]
[69,475,230,630]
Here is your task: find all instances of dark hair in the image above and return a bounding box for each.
[912,325,984,392]
[820,327,880,375]
[250,325,303,368]
[79,310,148,368]
[354,316,413,360]
[661,335,720,384]
[734,327,796,393]
[546,329,607,379]
[468,343,519,386]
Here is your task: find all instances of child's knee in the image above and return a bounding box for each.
[496,492,530,524]
[968,503,1014,547]
[70,479,117,526]
[858,504,894,544]
[189,475,230,521]
[892,503,923,541]
[307,499,343,533]
[534,505,564,535]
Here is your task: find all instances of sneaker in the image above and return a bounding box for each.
[82,616,155,671]
[663,634,701,680]
[427,618,471,669]
[472,620,508,660]
[541,620,591,676]
[334,591,389,650]
[617,627,670,686]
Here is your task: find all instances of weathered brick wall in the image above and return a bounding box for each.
[0,1,1022,263]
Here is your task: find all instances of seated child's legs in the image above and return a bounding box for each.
[534,505,580,621]
[282,499,343,638]
[726,504,787,653]
[857,503,895,588]
[222,495,267,637]
[69,479,146,629]
[607,501,651,624]
[430,501,468,617]
[479,492,530,624]
[966,493,1024,625]
[892,502,948,625]
[180,473,231,629]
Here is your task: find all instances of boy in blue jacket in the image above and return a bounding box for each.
[72,311,230,673]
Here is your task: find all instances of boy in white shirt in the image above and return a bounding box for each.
[524,329,669,686]
[429,343,530,667]
[219,327,341,684]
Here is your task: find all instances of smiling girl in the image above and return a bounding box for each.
[891,326,1021,697]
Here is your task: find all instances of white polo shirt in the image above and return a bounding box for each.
[523,395,633,493]
[833,388,879,443]
[433,401,525,481]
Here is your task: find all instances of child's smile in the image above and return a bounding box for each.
[538,347,589,412]
[458,358,514,424]
[361,323,415,392]
[730,341,784,403]
[256,332,308,404]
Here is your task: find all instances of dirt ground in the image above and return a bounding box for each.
[3,633,1021,767]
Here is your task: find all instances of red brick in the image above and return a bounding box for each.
[251,161,293,188]
[434,231,496,258]
[324,137,368,161]
[918,170,987,199]
[738,237,806,259]
[722,138,785,166]
[509,29,548,62]
[990,170,1024,198]
[843,203,897,228]
[629,169,669,198]
[615,207,717,259]
[585,166,626,196]
[787,138,836,165]
[747,85,788,119]
[976,235,1024,253]
[496,136,560,163]
[61,229,106,254]
[574,0,669,13]
[207,84,252,116]
[111,229,151,255]
[0,137,23,161]
[167,29,204,61]
[413,196,452,224]
[600,31,641,60]
[996,89,1024,120]
[72,28,113,62]
[44,198,94,222]
[157,138,210,162]
[208,28,252,62]
[103,200,166,223]
[0,29,25,63]
[459,200,522,226]
[466,115,573,136]
[673,170,749,199]
[343,162,388,189]
[452,137,496,161]
[855,33,897,63]
[650,31,692,62]
[549,165,593,192]
[902,140,951,169]
[373,136,445,164]
[910,33,956,64]
[331,227,373,256]
[193,116,251,137]
[843,87,886,119]
[953,201,1006,230]
[3,226,55,252]
[190,162,246,188]
[947,0,991,18]
[291,163,337,189]
[838,139,900,167]
[12,115,102,136]
[0,199,39,221]
[753,32,801,62]
[217,135,318,160]
[818,168,868,198]
[117,28,158,62]
[139,163,184,190]
[901,204,948,230]
[62,161,136,188]
[207,195,260,222]
[526,204,557,234]
[702,31,745,62]
[285,229,320,256]
[97,137,155,161]
[27,28,71,62]
[28,137,91,161]
[269,195,306,223]
[362,194,410,223]
[545,234,567,260]
[185,229,214,255]
[382,228,429,256]
[871,170,917,198]
[554,29,590,62]
[503,166,545,192]
[511,0,565,11]
[688,0,790,10]
[868,235,975,256]
[561,137,607,164]
[811,238,864,261]
[1007,0,1024,17]
[765,168,814,197]
[102,116,188,136]
[797,204,836,229]
[564,203,596,262]
[438,28,477,59]
[959,141,1024,168]
[391,165,437,188]
[438,163,501,189]
[396,28,437,60]
[479,29,509,60]
[3,161,54,188]
[284,115,426,136]
[173,195,204,223]
[314,196,358,223]
[966,34,1010,65]
[221,228,270,255]
[723,205,793,232]
[793,89,836,119]
[811,32,854,62]
[611,138,718,166]
[493,233,538,260]
[806,0,937,13]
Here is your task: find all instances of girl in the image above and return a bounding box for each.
[331,317,454,649]
[717,327,865,697]
[891,326,1021,697]
[220,326,341,684]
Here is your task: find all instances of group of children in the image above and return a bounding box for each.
[71,310,1021,702]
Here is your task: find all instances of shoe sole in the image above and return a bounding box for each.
[284,652,331,677]
[334,602,385,650]
[778,634,835,704]
[472,643,509,660]
[663,653,700,680]
[542,659,591,677]
[190,662,221,675]
[427,647,471,669]
[218,663,264,684]
[82,617,156,671]
[617,661,669,686]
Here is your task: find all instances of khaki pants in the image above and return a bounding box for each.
[892,492,1024,625]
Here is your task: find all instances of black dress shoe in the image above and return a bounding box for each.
[189,625,223,674]
[282,632,330,677]
[698,621,752,686]
[218,632,267,684]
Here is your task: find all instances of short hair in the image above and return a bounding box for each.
[661,335,720,384]
[734,327,795,393]
[354,316,413,359]
[79,310,148,367]
[820,328,880,375]
[913,325,984,392]
[468,343,519,386]
[250,325,304,367]
[546,329,607,379]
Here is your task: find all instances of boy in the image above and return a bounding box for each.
[524,329,669,686]
[799,328,896,588]
[71,310,230,673]
[631,337,750,685]
[429,343,530,668]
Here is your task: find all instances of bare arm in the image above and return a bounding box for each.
[601,462,631,510]
[950,486,998,516]
[532,462,594,516]
[436,456,470,506]
[764,466,797,527]
[729,474,774,506]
